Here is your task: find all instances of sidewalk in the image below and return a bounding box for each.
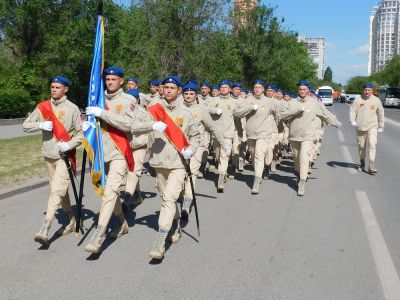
[0,168,87,200]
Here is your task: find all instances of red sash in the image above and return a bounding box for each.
[37,100,77,173]
[147,103,189,152]
[105,103,135,172]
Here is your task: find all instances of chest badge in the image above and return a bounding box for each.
[175,117,184,128]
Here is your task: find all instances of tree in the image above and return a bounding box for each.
[323,66,333,82]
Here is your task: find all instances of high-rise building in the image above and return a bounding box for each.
[369,1,400,74]
[233,0,257,31]
[298,36,326,80]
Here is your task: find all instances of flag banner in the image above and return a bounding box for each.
[82,15,106,196]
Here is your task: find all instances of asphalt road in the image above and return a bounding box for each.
[0,103,399,299]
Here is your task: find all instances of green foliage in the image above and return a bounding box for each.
[0,0,318,117]
[346,76,372,94]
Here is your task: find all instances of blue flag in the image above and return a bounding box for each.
[83,15,106,196]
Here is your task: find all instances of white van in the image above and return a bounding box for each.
[317,86,334,106]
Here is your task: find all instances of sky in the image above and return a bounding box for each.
[264,0,379,84]
[117,0,379,84]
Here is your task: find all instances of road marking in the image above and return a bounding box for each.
[337,130,345,142]
[385,117,400,127]
[356,191,400,300]
[341,145,357,174]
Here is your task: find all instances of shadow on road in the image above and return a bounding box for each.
[327,160,358,171]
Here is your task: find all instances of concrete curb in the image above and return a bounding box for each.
[0,168,88,201]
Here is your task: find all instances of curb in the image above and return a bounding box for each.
[0,168,88,201]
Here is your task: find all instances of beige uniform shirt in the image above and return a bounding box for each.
[143,92,162,108]
[182,100,225,147]
[349,95,384,131]
[99,89,136,163]
[130,99,202,169]
[23,96,82,159]
[198,94,213,107]
[235,95,278,139]
[130,104,149,149]
[208,95,239,139]
[281,96,340,142]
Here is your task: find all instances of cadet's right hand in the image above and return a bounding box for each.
[217,109,223,115]
[152,121,167,133]
[351,121,357,127]
[222,144,229,153]
[253,104,259,111]
[39,121,53,131]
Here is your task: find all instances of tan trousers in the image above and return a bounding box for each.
[98,159,127,228]
[125,147,146,197]
[357,128,378,162]
[215,138,234,175]
[282,125,289,146]
[247,138,274,178]
[201,132,210,164]
[290,141,314,181]
[184,146,204,199]
[311,127,324,161]
[44,158,73,223]
[155,168,186,231]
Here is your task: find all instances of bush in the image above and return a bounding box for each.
[0,88,36,118]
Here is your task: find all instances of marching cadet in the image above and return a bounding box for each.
[181,81,225,218]
[83,66,137,253]
[129,76,201,260]
[126,77,146,105]
[208,80,239,192]
[231,82,247,173]
[23,76,83,244]
[264,84,280,175]
[281,81,342,196]
[198,82,213,106]
[211,84,221,97]
[142,80,162,108]
[235,80,278,194]
[350,83,384,174]
[123,88,149,209]
[197,81,213,177]
[274,88,288,167]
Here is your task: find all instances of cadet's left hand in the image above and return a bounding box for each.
[58,142,71,153]
[378,128,384,133]
[86,106,103,117]
[181,148,193,160]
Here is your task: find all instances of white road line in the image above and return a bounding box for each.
[356,191,400,300]
[341,145,357,174]
[385,117,400,127]
[337,130,345,142]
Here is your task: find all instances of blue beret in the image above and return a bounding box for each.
[277,89,284,94]
[213,84,220,90]
[243,89,251,94]
[149,80,160,87]
[104,66,124,77]
[127,77,139,84]
[50,76,70,87]
[265,84,277,90]
[297,80,311,88]
[231,82,243,89]
[363,83,374,89]
[253,79,265,87]
[219,80,232,88]
[183,80,198,92]
[201,82,212,88]
[161,75,182,87]
[127,88,139,99]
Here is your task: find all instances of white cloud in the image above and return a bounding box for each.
[346,44,370,56]
[333,63,369,84]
